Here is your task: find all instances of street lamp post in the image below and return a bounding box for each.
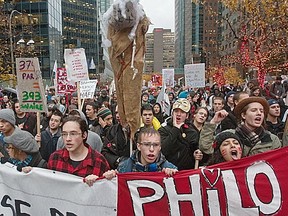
[9,10,22,76]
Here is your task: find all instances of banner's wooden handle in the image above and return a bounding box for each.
[194,159,199,169]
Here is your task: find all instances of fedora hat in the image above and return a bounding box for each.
[234,96,269,119]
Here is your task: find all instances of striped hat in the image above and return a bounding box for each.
[97,107,112,120]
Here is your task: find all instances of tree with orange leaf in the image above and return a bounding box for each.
[220,0,288,87]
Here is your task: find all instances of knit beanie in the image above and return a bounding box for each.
[0,109,16,126]
[4,127,39,153]
[97,107,112,120]
[213,131,241,150]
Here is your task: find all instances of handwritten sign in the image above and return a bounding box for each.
[184,63,205,88]
[80,80,98,99]
[64,48,89,82]
[16,58,47,112]
[162,69,174,88]
[56,68,77,95]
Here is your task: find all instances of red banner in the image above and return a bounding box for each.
[118,147,288,216]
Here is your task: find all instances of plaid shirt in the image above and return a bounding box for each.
[48,144,110,178]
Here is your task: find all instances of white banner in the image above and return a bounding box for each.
[0,163,116,216]
[64,48,89,82]
[162,69,174,88]
[16,58,47,113]
[184,63,205,88]
[80,80,98,99]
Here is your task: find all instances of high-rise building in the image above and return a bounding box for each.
[99,0,113,13]
[145,28,175,73]
[62,0,98,74]
[3,0,112,80]
[175,0,222,69]
[13,0,63,78]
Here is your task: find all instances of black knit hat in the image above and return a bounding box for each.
[212,131,241,150]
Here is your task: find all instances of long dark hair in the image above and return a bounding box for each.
[152,103,164,123]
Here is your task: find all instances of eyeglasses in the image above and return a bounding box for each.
[139,142,161,148]
[61,132,82,138]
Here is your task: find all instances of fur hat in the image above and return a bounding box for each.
[234,96,269,119]
[213,131,241,150]
[0,109,16,126]
[97,107,112,120]
[4,127,39,153]
[172,98,191,113]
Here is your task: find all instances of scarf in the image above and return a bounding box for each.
[8,155,33,168]
[235,124,263,148]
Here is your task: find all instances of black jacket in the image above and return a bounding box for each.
[101,124,133,169]
[40,127,61,162]
[159,119,199,170]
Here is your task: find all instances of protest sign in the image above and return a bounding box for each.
[56,68,77,95]
[80,80,98,99]
[16,58,47,112]
[162,69,174,88]
[64,48,89,82]
[184,63,205,88]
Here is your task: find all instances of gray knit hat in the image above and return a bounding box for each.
[4,127,39,153]
[0,109,16,126]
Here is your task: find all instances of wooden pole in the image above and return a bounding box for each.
[194,159,199,169]
[77,81,81,109]
[36,112,41,147]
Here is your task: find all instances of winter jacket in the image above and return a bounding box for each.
[158,119,199,170]
[118,150,177,173]
[40,127,61,162]
[199,122,282,157]
[101,123,132,169]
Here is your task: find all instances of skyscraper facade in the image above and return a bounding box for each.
[145,28,175,73]
[175,0,222,69]
[13,0,62,78]
[4,0,112,79]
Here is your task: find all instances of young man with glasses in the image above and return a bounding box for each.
[103,128,177,179]
[48,116,110,187]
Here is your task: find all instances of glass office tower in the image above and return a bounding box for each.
[14,0,63,79]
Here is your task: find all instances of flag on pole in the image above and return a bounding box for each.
[156,87,170,116]
[89,57,96,69]
[53,60,57,76]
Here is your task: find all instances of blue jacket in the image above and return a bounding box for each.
[118,150,177,173]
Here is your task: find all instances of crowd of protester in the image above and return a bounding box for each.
[0,75,288,186]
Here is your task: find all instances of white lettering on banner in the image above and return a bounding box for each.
[127,180,165,216]
[164,175,203,216]
[207,190,221,216]
[246,161,281,215]
[125,161,282,215]
[222,170,259,215]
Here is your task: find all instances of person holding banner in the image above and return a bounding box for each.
[103,128,177,179]
[48,116,110,187]
[2,127,47,171]
[57,109,103,152]
[207,131,243,165]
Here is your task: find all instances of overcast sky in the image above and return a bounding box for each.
[140,0,175,32]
